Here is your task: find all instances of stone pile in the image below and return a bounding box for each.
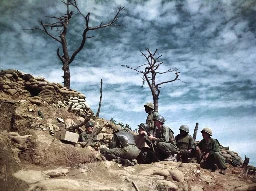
[220,146,243,167]
[0,69,92,116]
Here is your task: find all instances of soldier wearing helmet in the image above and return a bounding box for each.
[78,121,94,142]
[175,125,195,163]
[146,114,178,160]
[196,127,227,175]
[144,102,158,133]
[100,129,140,166]
[77,121,101,149]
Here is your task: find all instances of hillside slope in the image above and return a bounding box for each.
[0,69,255,191]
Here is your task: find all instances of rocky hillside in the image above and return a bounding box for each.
[0,69,256,191]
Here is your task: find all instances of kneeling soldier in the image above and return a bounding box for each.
[196,127,227,175]
[175,125,195,163]
[100,130,140,166]
[147,115,178,160]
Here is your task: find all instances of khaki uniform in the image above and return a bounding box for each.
[101,145,140,160]
[175,134,195,162]
[79,132,98,147]
[155,125,178,160]
[79,132,90,142]
[175,134,195,150]
[155,125,176,144]
[101,131,140,161]
[146,111,158,133]
[197,138,227,170]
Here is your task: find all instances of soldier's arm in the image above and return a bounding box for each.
[169,131,176,144]
[156,137,166,142]
[189,135,196,150]
[148,134,166,142]
[210,139,220,153]
[196,140,204,156]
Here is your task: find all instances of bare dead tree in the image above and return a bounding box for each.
[28,0,124,88]
[122,48,180,112]
[96,79,103,117]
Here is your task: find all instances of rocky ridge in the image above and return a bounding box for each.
[0,69,256,191]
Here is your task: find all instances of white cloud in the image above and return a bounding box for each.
[220,30,238,44]
[70,66,142,86]
[186,0,201,15]
[168,88,190,97]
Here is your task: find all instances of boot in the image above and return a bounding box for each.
[211,164,218,172]
[219,169,226,175]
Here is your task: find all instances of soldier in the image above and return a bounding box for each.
[135,123,159,164]
[196,127,227,175]
[175,125,195,163]
[79,121,94,142]
[144,102,158,133]
[147,115,178,160]
[100,130,140,166]
[78,121,99,148]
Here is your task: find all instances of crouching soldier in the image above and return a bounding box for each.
[175,125,195,163]
[78,121,100,149]
[147,115,178,161]
[135,123,159,164]
[196,127,227,175]
[100,130,140,166]
[79,121,94,142]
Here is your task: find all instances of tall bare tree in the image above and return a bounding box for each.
[122,48,180,112]
[30,0,124,88]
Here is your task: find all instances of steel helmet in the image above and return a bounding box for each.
[201,127,212,136]
[144,102,154,110]
[86,121,94,128]
[179,125,189,133]
[138,123,149,131]
[154,115,165,123]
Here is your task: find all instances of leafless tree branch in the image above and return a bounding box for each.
[122,48,180,112]
[28,0,124,88]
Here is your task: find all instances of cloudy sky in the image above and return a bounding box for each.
[1,0,256,165]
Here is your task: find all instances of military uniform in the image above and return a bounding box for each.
[175,134,195,162]
[155,125,178,160]
[79,132,90,142]
[197,138,227,170]
[100,130,140,164]
[146,111,158,133]
[79,132,99,148]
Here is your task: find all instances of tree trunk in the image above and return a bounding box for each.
[153,96,159,112]
[63,62,70,89]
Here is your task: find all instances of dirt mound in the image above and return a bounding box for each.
[0,69,116,190]
[0,69,256,191]
[0,131,28,191]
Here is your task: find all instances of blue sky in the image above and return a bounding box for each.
[1,0,256,166]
